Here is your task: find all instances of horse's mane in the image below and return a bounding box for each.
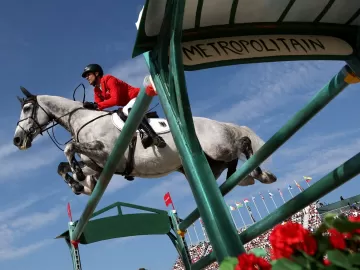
[38,94,84,106]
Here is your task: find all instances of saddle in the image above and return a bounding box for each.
[112,108,170,181]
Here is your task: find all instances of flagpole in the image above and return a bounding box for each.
[193,224,200,243]
[228,205,239,229]
[272,196,278,207]
[251,197,262,219]
[260,193,270,214]
[235,203,247,229]
[294,180,304,192]
[187,229,193,245]
[269,191,278,208]
[199,219,208,242]
[278,189,286,203]
[288,186,294,198]
[244,200,255,224]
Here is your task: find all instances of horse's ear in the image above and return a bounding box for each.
[17,96,24,106]
[20,86,34,98]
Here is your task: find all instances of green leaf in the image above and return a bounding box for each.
[219,257,238,270]
[327,250,351,268]
[348,253,360,266]
[331,216,360,233]
[249,248,267,257]
[316,236,330,256]
[291,256,311,269]
[298,250,327,269]
[271,258,303,270]
[314,223,329,236]
[323,214,338,228]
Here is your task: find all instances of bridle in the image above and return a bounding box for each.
[16,95,74,151]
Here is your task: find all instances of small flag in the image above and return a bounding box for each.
[277,188,283,196]
[303,176,312,183]
[235,202,243,208]
[243,199,249,204]
[251,196,256,201]
[164,192,175,209]
[268,192,273,198]
[229,205,236,211]
[288,185,292,189]
[67,202,72,222]
[294,180,304,191]
[259,192,265,200]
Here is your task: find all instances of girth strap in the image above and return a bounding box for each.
[122,135,137,181]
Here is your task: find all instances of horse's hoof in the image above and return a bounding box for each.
[76,172,86,181]
[262,171,277,184]
[154,137,167,148]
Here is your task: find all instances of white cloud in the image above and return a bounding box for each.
[106,175,132,194]
[109,56,149,87]
[206,61,343,124]
[0,143,62,181]
[0,195,64,261]
[10,205,63,233]
[277,128,360,159]
[0,239,53,260]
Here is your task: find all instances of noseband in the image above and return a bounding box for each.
[17,96,53,141]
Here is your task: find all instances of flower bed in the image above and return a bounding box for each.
[220,213,360,270]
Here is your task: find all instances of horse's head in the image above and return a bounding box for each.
[13,87,51,150]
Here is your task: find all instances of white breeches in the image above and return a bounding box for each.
[122,98,137,116]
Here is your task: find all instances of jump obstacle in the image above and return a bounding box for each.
[56,0,360,269]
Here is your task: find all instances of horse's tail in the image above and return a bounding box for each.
[224,123,272,165]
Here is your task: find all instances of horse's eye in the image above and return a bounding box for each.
[23,106,31,113]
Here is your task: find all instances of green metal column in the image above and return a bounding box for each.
[143,2,247,263]
[179,65,359,231]
[71,86,153,241]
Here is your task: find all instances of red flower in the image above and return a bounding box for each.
[348,215,360,235]
[323,258,331,266]
[328,229,346,250]
[269,222,317,260]
[235,253,271,270]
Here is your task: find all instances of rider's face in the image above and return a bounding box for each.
[85,72,97,86]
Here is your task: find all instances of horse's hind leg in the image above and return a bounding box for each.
[239,136,277,184]
[227,159,255,186]
[57,162,96,196]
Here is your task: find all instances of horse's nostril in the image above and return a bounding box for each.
[13,137,21,146]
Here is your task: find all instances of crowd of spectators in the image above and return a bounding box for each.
[172,203,359,270]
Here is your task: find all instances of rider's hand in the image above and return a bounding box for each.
[83,102,98,110]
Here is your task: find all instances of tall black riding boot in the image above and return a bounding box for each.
[139,118,167,148]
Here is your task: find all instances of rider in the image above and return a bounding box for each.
[81,63,166,149]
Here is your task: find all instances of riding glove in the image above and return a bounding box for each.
[83,102,98,110]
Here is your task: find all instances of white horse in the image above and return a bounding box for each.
[13,86,277,196]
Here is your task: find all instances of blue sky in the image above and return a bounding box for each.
[1,0,360,269]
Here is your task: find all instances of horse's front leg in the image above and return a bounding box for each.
[57,161,97,195]
[63,140,105,183]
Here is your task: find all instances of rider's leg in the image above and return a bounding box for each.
[122,98,166,149]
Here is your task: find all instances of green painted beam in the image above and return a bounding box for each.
[179,65,358,232]
[71,86,154,241]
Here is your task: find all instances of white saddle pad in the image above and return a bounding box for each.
[111,113,171,135]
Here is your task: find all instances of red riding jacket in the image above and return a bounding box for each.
[94,75,140,110]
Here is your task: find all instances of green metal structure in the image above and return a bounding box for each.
[58,0,360,269]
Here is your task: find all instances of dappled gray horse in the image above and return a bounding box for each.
[13,86,277,196]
